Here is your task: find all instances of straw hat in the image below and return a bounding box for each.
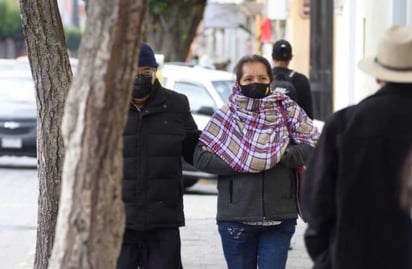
[358,25,412,83]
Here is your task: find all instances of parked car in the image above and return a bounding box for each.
[0,71,37,157]
[0,58,78,159]
[0,60,323,189]
[162,64,235,129]
[162,64,235,187]
[0,59,16,72]
[0,61,224,188]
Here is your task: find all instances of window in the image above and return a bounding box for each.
[173,81,216,112]
[211,80,233,103]
[300,0,310,18]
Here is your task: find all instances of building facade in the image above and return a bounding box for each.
[261,0,411,113]
[334,0,412,111]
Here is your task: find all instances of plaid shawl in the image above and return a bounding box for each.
[199,86,317,173]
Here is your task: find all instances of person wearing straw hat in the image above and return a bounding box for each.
[301,25,412,269]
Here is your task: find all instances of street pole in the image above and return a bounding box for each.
[309,0,334,121]
[72,0,80,27]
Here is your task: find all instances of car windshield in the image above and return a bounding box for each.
[212,80,233,102]
[0,76,35,105]
[172,81,216,111]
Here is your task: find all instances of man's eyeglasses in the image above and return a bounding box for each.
[136,68,155,78]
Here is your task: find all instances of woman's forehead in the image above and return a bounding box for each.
[242,62,268,76]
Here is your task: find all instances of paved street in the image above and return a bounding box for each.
[0,157,37,269]
[0,157,312,269]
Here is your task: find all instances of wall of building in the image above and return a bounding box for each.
[355,0,393,103]
[287,0,311,77]
[259,0,310,76]
[334,0,411,111]
[199,0,411,114]
[410,1,412,23]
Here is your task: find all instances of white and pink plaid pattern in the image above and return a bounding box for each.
[199,86,318,173]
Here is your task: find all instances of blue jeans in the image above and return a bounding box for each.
[218,219,296,269]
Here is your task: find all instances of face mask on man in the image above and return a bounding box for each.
[239,83,271,99]
[133,74,153,98]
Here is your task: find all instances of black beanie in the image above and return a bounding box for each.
[138,42,159,68]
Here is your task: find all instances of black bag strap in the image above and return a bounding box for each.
[278,103,295,143]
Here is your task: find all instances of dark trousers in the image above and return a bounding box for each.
[117,228,183,269]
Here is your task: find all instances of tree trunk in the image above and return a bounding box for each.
[48,0,147,268]
[18,1,73,268]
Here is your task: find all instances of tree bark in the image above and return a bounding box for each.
[48,0,147,268]
[18,1,73,268]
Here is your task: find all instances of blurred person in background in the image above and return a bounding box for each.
[271,40,314,119]
[302,25,412,269]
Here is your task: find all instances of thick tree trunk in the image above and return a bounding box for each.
[48,0,147,268]
[18,1,73,268]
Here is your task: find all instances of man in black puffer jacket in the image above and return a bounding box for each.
[117,42,199,269]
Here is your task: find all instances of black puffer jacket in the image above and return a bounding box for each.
[122,80,199,230]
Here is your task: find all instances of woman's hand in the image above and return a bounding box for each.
[202,146,213,152]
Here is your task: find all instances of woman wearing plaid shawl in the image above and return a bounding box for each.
[193,54,318,269]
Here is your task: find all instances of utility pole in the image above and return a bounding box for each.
[72,0,80,27]
[309,0,334,121]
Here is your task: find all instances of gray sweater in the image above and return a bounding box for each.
[193,142,313,222]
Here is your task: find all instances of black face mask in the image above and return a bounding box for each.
[239,83,271,99]
[132,74,153,98]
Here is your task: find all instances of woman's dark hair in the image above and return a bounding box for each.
[233,54,273,84]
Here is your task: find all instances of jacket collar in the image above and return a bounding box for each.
[144,79,166,107]
[130,79,166,110]
[374,82,412,97]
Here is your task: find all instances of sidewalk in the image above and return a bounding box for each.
[0,167,313,269]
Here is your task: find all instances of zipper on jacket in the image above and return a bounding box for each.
[229,180,233,203]
[136,109,145,188]
[261,173,266,219]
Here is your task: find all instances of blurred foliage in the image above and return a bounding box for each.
[144,0,207,61]
[0,0,24,40]
[64,28,82,55]
[0,0,82,56]
[149,0,169,14]
[1,0,206,60]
